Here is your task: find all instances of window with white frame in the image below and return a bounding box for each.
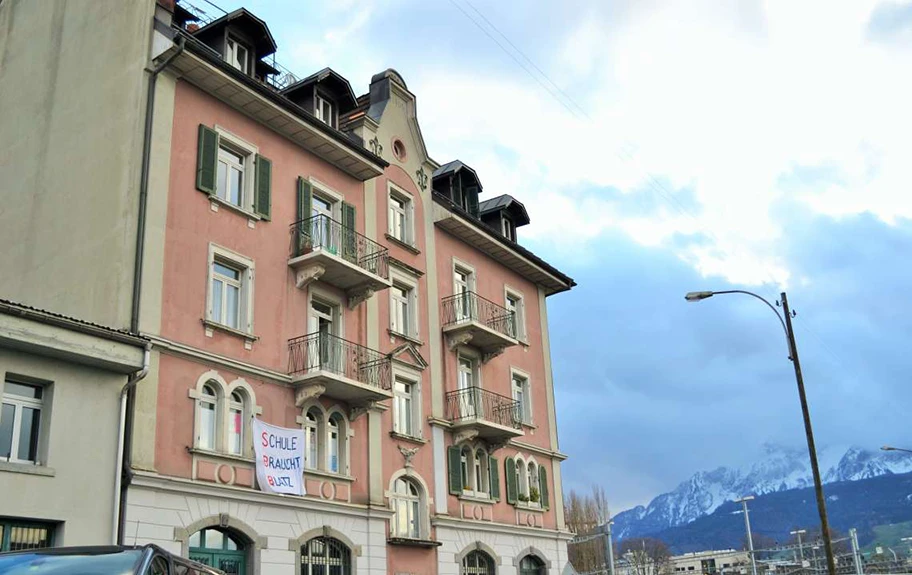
[301,406,349,475]
[505,290,526,340]
[216,144,246,207]
[225,37,249,74]
[227,390,245,455]
[207,246,254,334]
[473,448,490,496]
[511,372,531,425]
[527,461,541,506]
[0,380,45,464]
[388,187,413,245]
[391,477,422,539]
[460,446,471,492]
[389,269,419,339]
[303,409,320,470]
[314,93,334,127]
[193,380,252,456]
[502,216,517,242]
[328,413,343,474]
[197,383,219,451]
[393,376,419,437]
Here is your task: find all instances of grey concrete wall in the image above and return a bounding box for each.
[0,347,127,546]
[0,0,156,328]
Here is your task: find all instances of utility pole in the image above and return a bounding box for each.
[781,293,837,575]
[603,519,616,575]
[850,528,863,575]
[737,496,759,575]
[791,530,807,565]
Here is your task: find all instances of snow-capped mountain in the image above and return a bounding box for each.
[612,444,912,540]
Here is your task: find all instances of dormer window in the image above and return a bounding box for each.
[315,93,334,127]
[502,216,516,242]
[226,37,249,74]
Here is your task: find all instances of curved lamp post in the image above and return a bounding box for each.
[882,445,912,455]
[685,290,836,575]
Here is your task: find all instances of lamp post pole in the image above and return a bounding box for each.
[737,496,759,575]
[684,290,837,575]
[791,530,807,565]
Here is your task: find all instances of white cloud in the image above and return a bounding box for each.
[411,0,912,287]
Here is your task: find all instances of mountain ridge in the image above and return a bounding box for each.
[613,444,912,541]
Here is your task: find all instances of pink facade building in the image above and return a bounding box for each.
[3,1,576,573]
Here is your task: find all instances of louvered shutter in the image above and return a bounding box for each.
[196,124,219,194]
[295,178,312,256]
[539,465,549,510]
[505,457,517,505]
[489,456,500,501]
[341,202,357,264]
[448,446,462,495]
[253,154,272,220]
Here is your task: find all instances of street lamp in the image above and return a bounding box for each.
[882,445,912,454]
[736,496,759,575]
[685,290,837,575]
[791,530,807,565]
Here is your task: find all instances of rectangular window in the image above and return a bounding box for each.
[1,381,44,464]
[0,520,52,552]
[228,395,243,456]
[388,188,413,245]
[207,246,254,335]
[393,378,414,436]
[502,216,516,241]
[512,373,530,424]
[505,291,525,340]
[225,37,248,74]
[198,399,216,451]
[216,145,245,207]
[315,94,334,127]
[390,284,410,336]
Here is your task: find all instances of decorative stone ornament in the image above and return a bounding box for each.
[369,136,383,156]
[398,445,419,468]
[415,167,428,191]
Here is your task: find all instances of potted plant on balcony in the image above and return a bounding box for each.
[529,486,540,504]
[518,493,530,503]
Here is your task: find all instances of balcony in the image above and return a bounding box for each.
[445,386,523,442]
[289,215,391,302]
[288,333,392,405]
[441,292,518,358]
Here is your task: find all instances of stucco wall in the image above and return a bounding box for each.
[0,347,125,545]
[0,0,154,328]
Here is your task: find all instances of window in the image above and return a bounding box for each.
[505,290,525,340]
[390,285,410,336]
[527,461,539,505]
[502,216,516,242]
[206,246,254,335]
[225,37,249,74]
[1,380,44,463]
[393,377,416,437]
[448,444,499,500]
[457,355,477,418]
[227,391,244,455]
[511,372,530,425]
[301,536,351,575]
[391,477,421,539]
[197,383,218,451]
[453,264,475,321]
[314,94,334,127]
[520,555,546,575]
[0,520,52,552]
[216,145,245,207]
[303,409,320,470]
[388,187,413,245]
[474,448,489,495]
[460,447,471,491]
[462,550,495,575]
[189,528,246,574]
[328,413,343,473]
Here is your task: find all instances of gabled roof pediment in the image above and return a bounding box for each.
[389,341,428,370]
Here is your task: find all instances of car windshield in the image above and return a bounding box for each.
[0,549,144,575]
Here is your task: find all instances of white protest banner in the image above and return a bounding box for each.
[252,419,306,496]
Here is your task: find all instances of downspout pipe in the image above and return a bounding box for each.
[113,344,150,544]
[119,36,184,545]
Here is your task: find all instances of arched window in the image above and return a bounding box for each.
[301,536,351,575]
[304,409,320,470]
[474,448,489,494]
[391,477,421,538]
[515,457,526,499]
[228,390,245,455]
[527,461,538,505]
[463,550,495,575]
[519,554,546,575]
[328,412,344,474]
[189,527,247,575]
[460,447,471,491]
[198,383,218,451]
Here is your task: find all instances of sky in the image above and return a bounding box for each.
[202,0,912,512]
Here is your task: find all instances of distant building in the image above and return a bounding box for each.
[671,549,750,575]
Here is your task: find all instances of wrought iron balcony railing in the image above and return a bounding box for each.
[445,386,521,429]
[441,291,516,339]
[289,214,389,280]
[288,332,392,391]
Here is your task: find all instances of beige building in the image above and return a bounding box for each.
[670,550,750,575]
[0,300,148,550]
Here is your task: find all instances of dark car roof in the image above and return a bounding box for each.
[0,545,223,574]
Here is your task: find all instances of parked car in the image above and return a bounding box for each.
[0,544,224,575]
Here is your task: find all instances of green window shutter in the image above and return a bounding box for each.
[294,178,312,256]
[341,202,357,263]
[196,124,219,195]
[253,154,272,220]
[505,457,517,505]
[489,456,500,501]
[447,446,463,495]
[539,465,549,510]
